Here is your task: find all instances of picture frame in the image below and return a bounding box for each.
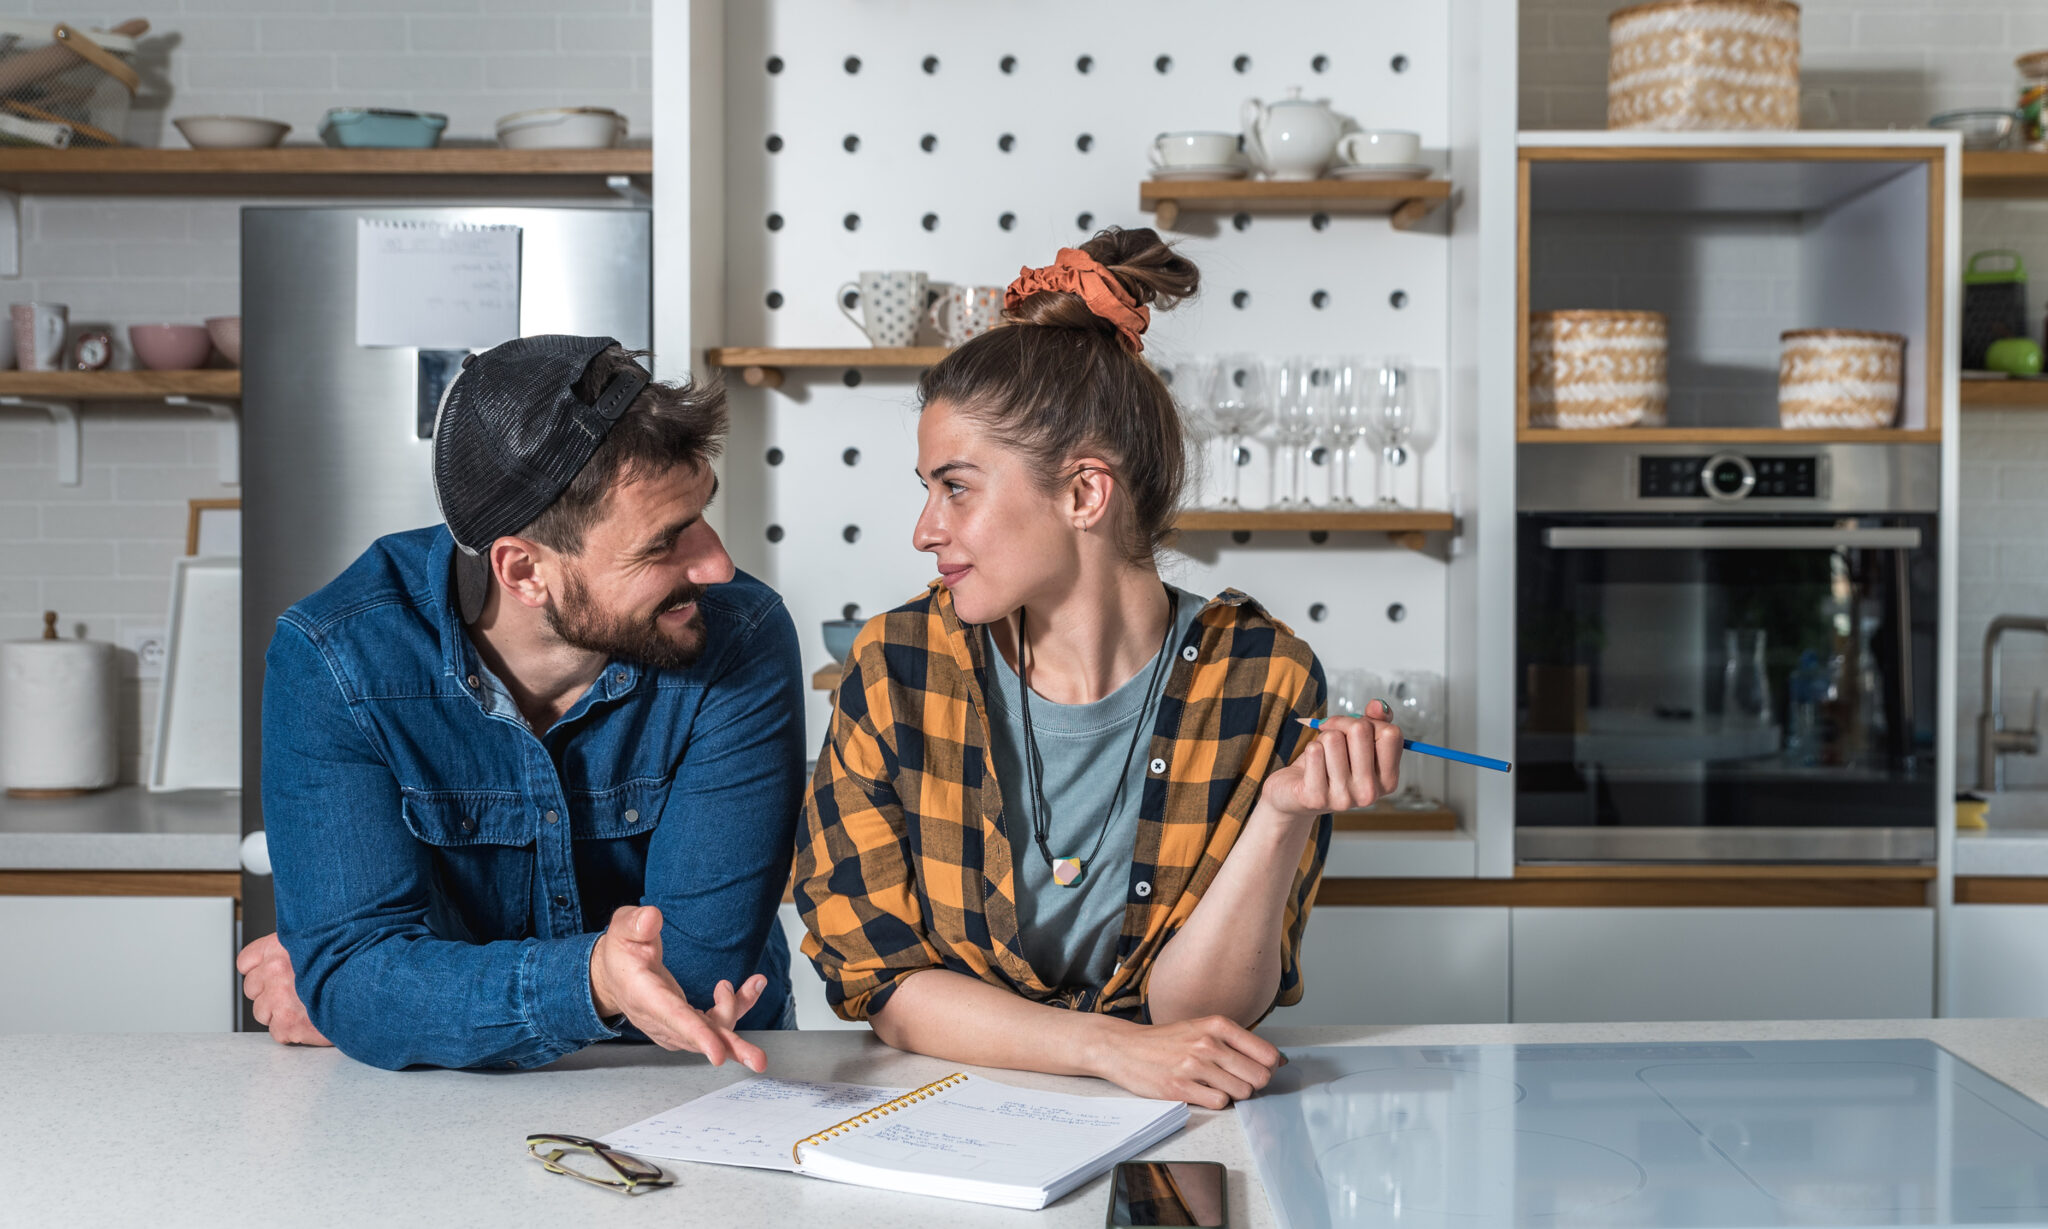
[186,498,241,557]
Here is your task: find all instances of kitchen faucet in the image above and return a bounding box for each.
[1979,615,2048,791]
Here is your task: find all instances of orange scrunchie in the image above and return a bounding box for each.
[1004,248,1150,354]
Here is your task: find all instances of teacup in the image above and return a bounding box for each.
[930,285,1004,347]
[1149,131,1241,169]
[837,271,928,348]
[1336,130,1421,167]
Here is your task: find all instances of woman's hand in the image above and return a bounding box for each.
[1092,1015,1287,1109]
[1258,702,1403,822]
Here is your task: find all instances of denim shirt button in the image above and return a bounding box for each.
[466,674,480,689]
[553,894,569,908]
[624,809,640,823]
[613,671,628,685]
[544,809,558,824]
[459,817,475,833]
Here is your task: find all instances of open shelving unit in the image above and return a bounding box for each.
[705,346,950,389]
[1960,379,2048,409]
[1138,176,1452,231]
[0,147,651,197]
[0,370,243,486]
[1961,150,2048,198]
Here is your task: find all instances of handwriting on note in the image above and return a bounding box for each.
[355,219,521,350]
[605,1078,908,1172]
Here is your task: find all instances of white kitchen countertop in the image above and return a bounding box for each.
[12,1019,2048,1227]
[1956,790,2048,877]
[0,785,241,871]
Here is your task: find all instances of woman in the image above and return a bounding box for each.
[793,228,1402,1109]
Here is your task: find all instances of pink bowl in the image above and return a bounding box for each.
[204,316,241,367]
[129,324,213,371]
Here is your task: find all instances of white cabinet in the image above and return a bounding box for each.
[1948,907,2048,1018]
[0,896,235,1033]
[1511,908,1934,1023]
[1268,907,1511,1027]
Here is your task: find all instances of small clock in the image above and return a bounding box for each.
[71,331,112,371]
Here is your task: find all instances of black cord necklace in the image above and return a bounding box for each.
[1014,584,1176,888]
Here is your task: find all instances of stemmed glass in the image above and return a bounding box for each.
[1271,357,1323,509]
[1323,356,1367,508]
[1373,356,1414,509]
[1205,354,1272,510]
[1384,669,1444,811]
[1329,668,1386,721]
[1170,358,1221,508]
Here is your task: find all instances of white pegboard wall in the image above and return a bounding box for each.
[715,1,1458,752]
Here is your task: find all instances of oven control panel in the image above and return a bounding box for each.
[1638,454,1819,501]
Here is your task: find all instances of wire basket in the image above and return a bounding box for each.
[0,19,143,149]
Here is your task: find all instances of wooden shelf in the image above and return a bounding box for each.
[1960,378,2048,408]
[813,665,843,692]
[1963,150,2048,198]
[0,370,239,399]
[1139,177,1451,231]
[0,147,650,197]
[1518,427,1941,444]
[1333,805,1458,833]
[707,346,952,389]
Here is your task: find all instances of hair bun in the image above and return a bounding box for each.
[1003,227,1200,342]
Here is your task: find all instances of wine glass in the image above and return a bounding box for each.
[1271,357,1322,509]
[1384,669,1444,811]
[1324,356,1367,508]
[1328,667,1386,721]
[1206,354,1272,509]
[1373,356,1414,509]
[1170,357,1221,508]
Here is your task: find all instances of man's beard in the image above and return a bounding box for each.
[547,567,709,671]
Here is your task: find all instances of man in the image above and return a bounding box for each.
[235,335,803,1071]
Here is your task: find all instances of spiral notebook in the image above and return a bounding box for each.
[605,1072,1187,1210]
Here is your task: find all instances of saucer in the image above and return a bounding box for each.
[1328,162,1431,180]
[1149,164,1249,181]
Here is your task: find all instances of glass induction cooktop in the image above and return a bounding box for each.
[1237,1041,2048,1228]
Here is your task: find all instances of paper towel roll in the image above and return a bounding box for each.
[1,635,119,793]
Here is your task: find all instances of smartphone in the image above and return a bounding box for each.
[1107,1160,1227,1228]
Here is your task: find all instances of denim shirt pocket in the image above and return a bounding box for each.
[400,790,536,941]
[566,778,668,843]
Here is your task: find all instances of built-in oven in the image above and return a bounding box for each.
[1516,443,1940,863]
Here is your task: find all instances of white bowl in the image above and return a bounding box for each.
[495,107,626,151]
[173,115,290,150]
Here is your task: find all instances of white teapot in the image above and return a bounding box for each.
[1241,88,1342,180]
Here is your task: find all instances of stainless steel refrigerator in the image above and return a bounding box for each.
[238,206,650,1029]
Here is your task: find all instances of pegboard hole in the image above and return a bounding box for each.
[1154,54,1173,74]
[765,212,783,231]
[765,133,783,153]
[1311,53,1330,73]
[842,370,862,387]
[1231,530,1252,545]
[1309,603,1329,622]
[922,54,939,74]
[843,213,861,232]
[997,133,1016,153]
[1311,212,1331,231]
[842,447,861,466]
[843,55,861,74]
[1231,212,1252,232]
[766,524,785,542]
[842,134,860,153]
[1391,53,1410,73]
[921,212,939,232]
[1309,530,1330,544]
[765,290,784,310]
[1000,54,1017,74]
[1231,290,1250,310]
[920,133,937,152]
[1387,603,1407,623]
[841,602,862,621]
[765,55,784,74]
[1076,211,1095,231]
[1389,289,1409,309]
[1310,446,1329,465]
[1310,290,1329,309]
[765,447,784,466]
[1233,445,1252,466]
[1075,54,1093,74]
[1075,133,1094,152]
[1233,54,1252,73]
[998,211,1017,231]
[842,525,862,544]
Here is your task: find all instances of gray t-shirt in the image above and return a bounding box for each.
[984,585,1207,993]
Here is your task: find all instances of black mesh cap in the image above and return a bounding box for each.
[431,334,650,622]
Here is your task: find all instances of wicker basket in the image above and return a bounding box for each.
[1608,0,1801,131]
[1778,329,1904,429]
[1528,310,1669,429]
[0,20,141,148]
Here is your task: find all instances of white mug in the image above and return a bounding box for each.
[11,302,66,371]
[837,271,927,348]
[1149,131,1241,169]
[930,284,1004,347]
[1336,130,1422,167]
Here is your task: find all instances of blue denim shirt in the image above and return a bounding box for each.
[263,526,802,1071]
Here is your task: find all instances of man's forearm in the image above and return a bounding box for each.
[1143,802,1317,1026]
[869,969,1130,1077]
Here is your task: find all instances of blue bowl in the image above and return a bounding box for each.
[319,108,449,149]
[822,619,862,662]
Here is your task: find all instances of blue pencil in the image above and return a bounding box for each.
[1300,717,1514,774]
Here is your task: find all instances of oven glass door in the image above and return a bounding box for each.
[1516,514,1938,839]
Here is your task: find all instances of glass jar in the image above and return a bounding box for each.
[2019,50,2048,148]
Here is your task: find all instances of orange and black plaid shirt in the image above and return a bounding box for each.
[794,580,1331,1023]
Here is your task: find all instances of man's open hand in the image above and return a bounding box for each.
[236,932,332,1047]
[590,904,767,1071]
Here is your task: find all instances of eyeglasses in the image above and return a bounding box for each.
[526,1133,674,1195]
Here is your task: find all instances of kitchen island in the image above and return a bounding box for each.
[13,1018,2048,1227]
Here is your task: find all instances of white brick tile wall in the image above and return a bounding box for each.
[0,3,649,782]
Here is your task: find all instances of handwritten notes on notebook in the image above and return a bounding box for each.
[605,1078,906,1172]
[355,219,520,350]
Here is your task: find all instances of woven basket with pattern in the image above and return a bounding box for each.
[1778,329,1904,429]
[1608,0,1801,131]
[1528,310,1669,429]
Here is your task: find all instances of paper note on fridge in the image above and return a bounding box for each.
[355,219,521,349]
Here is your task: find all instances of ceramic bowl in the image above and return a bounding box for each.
[173,116,290,149]
[1929,108,2017,150]
[204,316,242,367]
[496,107,627,150]
[129,324,213,371]
[822,619,862,662]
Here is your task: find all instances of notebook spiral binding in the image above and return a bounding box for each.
[789,1072,970,1165]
